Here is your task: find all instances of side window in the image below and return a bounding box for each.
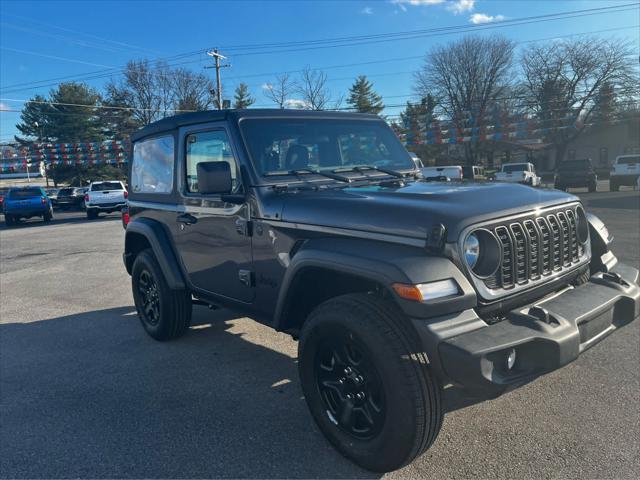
[131,135,175,194]
[185,130,239,193]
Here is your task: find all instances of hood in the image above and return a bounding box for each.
[279,180,578,242]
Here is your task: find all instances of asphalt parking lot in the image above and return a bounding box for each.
[1,188,639,479]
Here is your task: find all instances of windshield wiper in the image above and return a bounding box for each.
[331,165,407,179]
[264,169,352,183]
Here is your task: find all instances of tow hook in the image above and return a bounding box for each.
[603,272,628,286]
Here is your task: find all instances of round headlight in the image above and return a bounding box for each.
[464,233,480,269]
[464,229,502,278]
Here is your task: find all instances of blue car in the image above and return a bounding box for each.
[3,187,54,226]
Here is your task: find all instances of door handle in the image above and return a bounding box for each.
[177,213,197,225]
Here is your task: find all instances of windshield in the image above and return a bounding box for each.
[91,182,122,191]
[240,119,414,176]
[559,160,591,171]
[502,164,528,173]
[617,155,640,165]
[9,188,42,199]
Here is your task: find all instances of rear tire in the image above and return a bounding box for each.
[5,214,14,227]
[43,209,53,223]
[131,249,192,341]
[610,180,619,192]
[298,293,443,472]
[86,209,98,219]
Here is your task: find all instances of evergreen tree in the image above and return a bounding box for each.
[15,82,103,144]
[400,95,437,136]
[347,75,384,114]
[102,82,141,140]
[233,83,255,109]
[14,94,53,144]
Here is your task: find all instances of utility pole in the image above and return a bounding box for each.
[206,49,230,110]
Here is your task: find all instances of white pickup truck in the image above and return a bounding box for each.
[420,165,463,181]
[84,180,127,219]
[610,154,640,191]
[495,162,541,187]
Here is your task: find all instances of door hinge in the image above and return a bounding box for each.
[238,269,254,287]
[235,218,253,237]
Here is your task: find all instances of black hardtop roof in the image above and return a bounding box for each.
[130,108,381,142]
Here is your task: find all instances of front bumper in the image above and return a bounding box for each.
[413,262,639,398]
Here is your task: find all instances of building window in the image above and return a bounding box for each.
[568,149,576,160]
[599,147,608,165]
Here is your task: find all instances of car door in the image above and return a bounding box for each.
[173,124,254,302]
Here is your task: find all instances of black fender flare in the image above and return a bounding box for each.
[272,237,476,330]
[124,218,186,290]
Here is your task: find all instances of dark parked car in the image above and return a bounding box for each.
[3,186,53,226]
[462,165,486,180]
[555,158,597,192]
[55,187,86,209]
[45,188,59,206]
[122,109,639,473]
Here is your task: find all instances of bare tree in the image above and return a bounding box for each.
[263,73,296,108]
[520,38,634,166]
[108,60,161,126]
[415,35,516,164]
[297,66,333,110]
[171,68,214,111]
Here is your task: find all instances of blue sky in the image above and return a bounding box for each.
[1,0,638,142]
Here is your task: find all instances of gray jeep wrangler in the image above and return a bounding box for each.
[123,109,639,472]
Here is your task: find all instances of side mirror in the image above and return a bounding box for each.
[197,161,232,194]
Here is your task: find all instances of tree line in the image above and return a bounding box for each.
[14,34,637,168]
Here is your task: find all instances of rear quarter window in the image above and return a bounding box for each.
[617,155,640,165]
[131,135,175,194]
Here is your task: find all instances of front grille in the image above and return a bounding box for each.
[481,205,587,293]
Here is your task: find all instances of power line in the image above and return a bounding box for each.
[2,3,636,94]
[2,86,637,118]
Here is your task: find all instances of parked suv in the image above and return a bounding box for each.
[123,110,639,473]
[55,187,86,209]
[554,158,597,192]
[610,154,640,191]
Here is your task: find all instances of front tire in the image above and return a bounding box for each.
[43,209,53,223]
[298,293,443,472]
[131,249,192,341]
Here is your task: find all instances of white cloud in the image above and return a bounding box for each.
[392,0,445,6]
[469,13,506,24]
[0,102,10,111]
[284,99,309,109]
[447,0,475,14]
[360,6,373,15]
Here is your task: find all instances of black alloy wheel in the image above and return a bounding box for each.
[299,293,443,472]
[315,332,386,440]
[137,269,160,326]
[131,249,192,341]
